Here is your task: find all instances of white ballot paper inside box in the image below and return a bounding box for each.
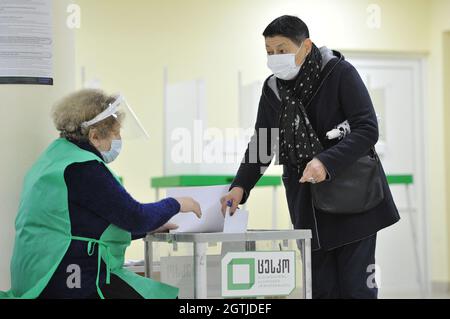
[166,185,249,233]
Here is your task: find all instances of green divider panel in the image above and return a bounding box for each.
[150,174,413,188]
[151,175,281,188]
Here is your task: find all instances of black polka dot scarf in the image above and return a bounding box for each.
[276,43,324,175]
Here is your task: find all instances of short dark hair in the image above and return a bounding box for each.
[262,15,309,45]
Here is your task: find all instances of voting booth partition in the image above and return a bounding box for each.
[163,69,262,177]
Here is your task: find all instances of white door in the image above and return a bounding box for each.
[346,54,429,298]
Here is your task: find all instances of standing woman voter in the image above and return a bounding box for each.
[220,16,400,299]
[1,89,201,299]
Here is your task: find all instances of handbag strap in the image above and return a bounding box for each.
[370,146,380,162]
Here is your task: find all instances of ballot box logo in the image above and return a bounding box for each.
[222,251,296,297]
[227,258,255,290]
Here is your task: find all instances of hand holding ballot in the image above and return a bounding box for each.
[152,197,202,234]
[220,187,244,215]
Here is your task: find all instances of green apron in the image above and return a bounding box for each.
[0,138,178,299]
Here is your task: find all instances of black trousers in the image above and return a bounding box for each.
[312,234,378,299]
[38,274,144,299]
[90,275,180,299]
[89,274,143,299]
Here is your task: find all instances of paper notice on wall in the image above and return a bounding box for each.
[166,185,248,233]
[0,0,53,85]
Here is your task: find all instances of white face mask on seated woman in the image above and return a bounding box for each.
[100,139,122,163]
[81,94,149,163]
[85,122,122,163]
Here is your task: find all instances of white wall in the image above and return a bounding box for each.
[428,0,450,283]
[0,0,76,290]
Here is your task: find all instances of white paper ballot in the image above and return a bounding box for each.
[223,208,249,233]
[166,185,248,233]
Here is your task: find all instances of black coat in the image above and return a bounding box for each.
[231,50,400,251]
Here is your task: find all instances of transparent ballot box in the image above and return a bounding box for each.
[143,230,312,299]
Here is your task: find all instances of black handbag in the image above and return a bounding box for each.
[310,148,385,214]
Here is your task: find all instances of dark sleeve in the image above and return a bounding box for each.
[230,89,276,204]
[131,233,147,240]
[315,64,379,179]
[65,161,181,234]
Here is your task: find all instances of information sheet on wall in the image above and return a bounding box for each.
[0,0,53,85]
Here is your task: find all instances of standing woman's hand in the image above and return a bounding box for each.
[220,187,244,216]
[174,197,202,218]
[300,158,327,184]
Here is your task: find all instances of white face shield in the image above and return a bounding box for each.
[81,94,150,139]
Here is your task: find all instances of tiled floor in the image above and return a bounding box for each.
[380,289,450,299]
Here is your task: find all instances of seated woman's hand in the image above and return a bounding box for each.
[151,223,179,234]
[174,197,202,218]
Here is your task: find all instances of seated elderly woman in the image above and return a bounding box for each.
[4,89,201,299]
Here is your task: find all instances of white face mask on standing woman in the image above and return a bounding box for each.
[267,42,305,80]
